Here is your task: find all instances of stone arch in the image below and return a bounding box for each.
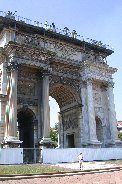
[95,116,103,143]
[49,84,81,108]
[17,107,36,148]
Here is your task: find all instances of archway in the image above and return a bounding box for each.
[17,108,36,148]
[49,84,81,148]
[49,96,59,128]
[96,116,103,143]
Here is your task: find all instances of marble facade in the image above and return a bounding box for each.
[0,12,120,149]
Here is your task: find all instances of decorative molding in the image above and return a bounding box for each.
[18,67,41,81]
[94,93,102,106]
[80,61,117,83]
[49,75,80,92]
[4,42,55,67]
[17,97,38,106]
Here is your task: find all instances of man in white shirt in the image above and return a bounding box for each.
[78,152,83,170]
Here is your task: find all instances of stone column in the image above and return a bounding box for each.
[58,113,63,148]
[80,82,89,146]
[3,62,22,147]
[40,70,52,147]
[37,78,43,141]
[8,68,18,137]
[0,95,6,143]
[107,82,118,143]
[86,79,98,144]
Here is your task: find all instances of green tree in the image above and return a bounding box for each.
[50,123,59,148]
[118,132,122,140]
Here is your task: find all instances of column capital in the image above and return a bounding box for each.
[6,61,20,71]
[82,77,93,84]
[79,81,85,90]
[86,78,93,85]
[107,82,114,88]
[41,68,52,77]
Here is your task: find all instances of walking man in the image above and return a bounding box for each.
[78,152,83,170]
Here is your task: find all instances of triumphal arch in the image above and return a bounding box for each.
[0,11,119,149]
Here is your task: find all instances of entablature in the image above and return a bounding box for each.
[80,60,117,83]
[2,42,81,79]
[15,31,84,63]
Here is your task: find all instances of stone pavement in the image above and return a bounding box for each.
[0,162,122,184]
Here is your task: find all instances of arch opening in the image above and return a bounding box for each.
[49,84,81,148]
[49,96,60,128]
[17,108,35,148]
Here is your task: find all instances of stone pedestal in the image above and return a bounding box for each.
[40,138,53,148]
[1,136,22,148]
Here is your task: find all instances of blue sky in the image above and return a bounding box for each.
[0,0,122,126]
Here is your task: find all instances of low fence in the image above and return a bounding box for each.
[0,148,122,164]
[42,148,122,164]
[0,148,42,164]
[0,148,23,164]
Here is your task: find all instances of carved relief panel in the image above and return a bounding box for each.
[18,81,35,96]
[93,83,104,117]
[62,111,79,131]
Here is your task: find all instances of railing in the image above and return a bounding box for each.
[0,10,114,51]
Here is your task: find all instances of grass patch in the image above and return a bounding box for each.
[0,164,68,175]
[105,160,122,165]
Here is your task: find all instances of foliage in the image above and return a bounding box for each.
[50,123,59,148]
[118,132,122,140]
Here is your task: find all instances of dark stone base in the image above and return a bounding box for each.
[39,138,54,148]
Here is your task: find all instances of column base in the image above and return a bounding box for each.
[1,136,23,148]
[82,142,89,147]
[114,140,122,148]
[39,137,54,148]
[104,139,122,148]
[88,140,102,148]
